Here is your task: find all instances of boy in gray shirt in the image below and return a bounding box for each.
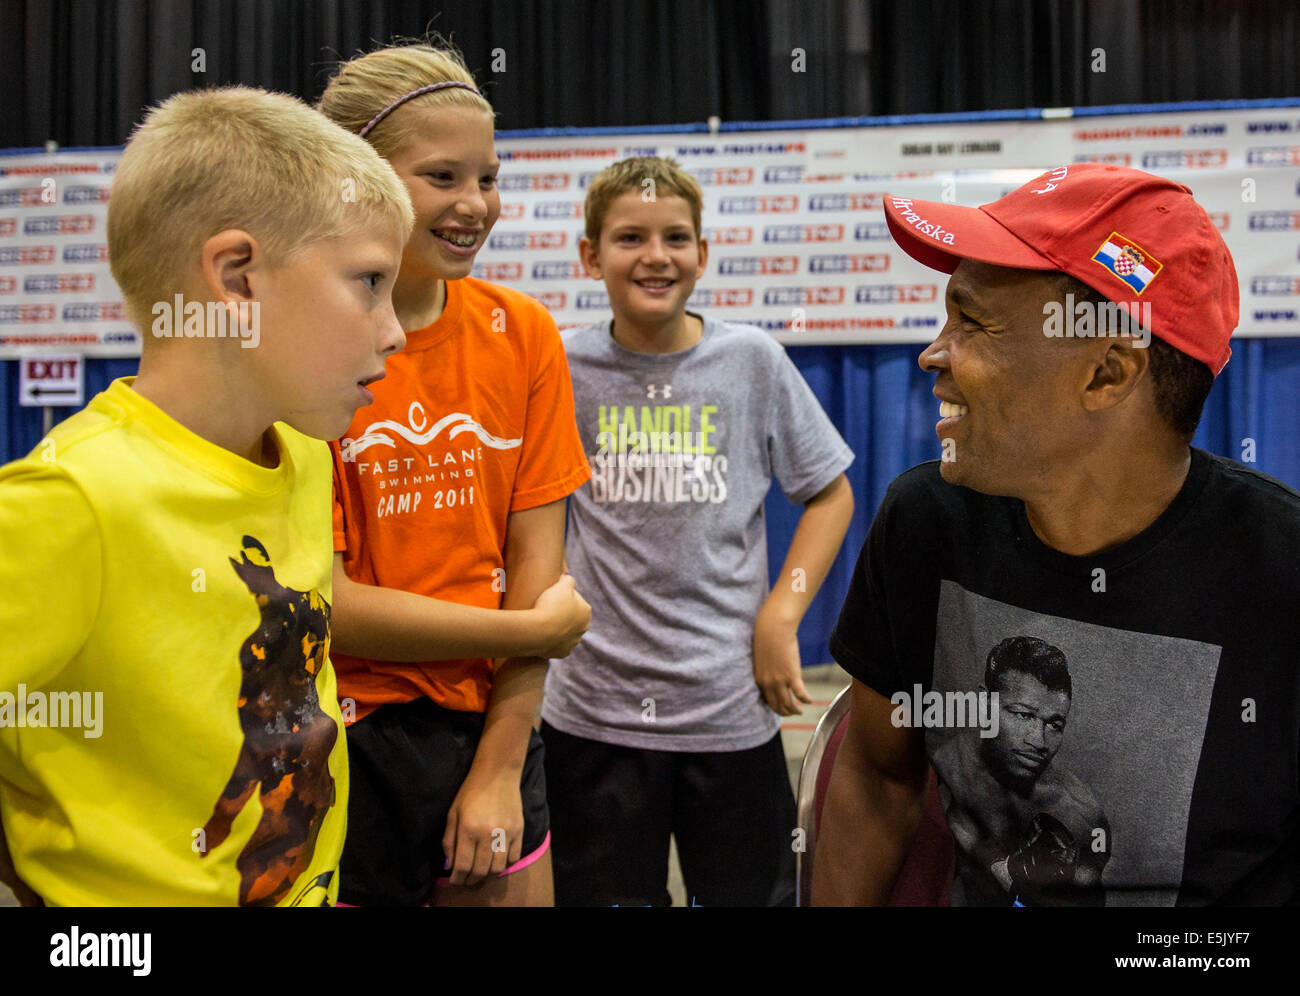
[541,157,854,906]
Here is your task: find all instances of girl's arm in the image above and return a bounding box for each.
[329,550,588,662]
[442,497,567,886]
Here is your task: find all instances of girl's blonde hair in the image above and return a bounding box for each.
[318,41,494,158]
[107,86,413,333]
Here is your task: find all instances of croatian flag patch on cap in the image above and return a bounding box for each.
[1092,232,1163,294]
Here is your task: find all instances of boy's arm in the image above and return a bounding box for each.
[330,553,588,662]
[811,678,928,905]
[0,467,102,908]
[753,473,854,715]
[0,822,41,906]
[442,497,567,887]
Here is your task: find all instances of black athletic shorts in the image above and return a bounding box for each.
[339,696,550,906]
[540,722,797,907]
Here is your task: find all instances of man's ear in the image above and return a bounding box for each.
[578,236,602,280]
[695,236,708,278]
[199,229,259,305]
[1081,336,1148,413]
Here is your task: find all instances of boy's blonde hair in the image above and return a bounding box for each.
[584,157,704,243]
[107,86,414,332]
[318,42,493,157]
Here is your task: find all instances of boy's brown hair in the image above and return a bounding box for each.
[583,157,704,243]
[107,86,413,333]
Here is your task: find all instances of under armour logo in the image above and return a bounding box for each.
[646,384,672,399]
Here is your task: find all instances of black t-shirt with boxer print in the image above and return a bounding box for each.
[830,448,1300,906]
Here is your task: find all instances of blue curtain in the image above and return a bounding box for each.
[4,339,1300,666]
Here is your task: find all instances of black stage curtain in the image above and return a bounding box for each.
[2,0,1296,149]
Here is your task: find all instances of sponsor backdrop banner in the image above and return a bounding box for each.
[2,102,1297,357]
[0,152,138,357]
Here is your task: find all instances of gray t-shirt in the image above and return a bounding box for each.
[541,315,854,751]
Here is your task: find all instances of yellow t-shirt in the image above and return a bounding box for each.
[0,378,347,906]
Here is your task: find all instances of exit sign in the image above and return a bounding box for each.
[19,355,84,407]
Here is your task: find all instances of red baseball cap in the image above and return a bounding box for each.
[884,163,1238,374]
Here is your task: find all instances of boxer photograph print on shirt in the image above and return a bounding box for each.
[924,581,1221,907]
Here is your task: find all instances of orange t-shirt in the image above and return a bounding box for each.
[330,277,590,721]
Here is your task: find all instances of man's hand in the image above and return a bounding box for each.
[531,574,591,659]
[753,608,813,716]
[442,770,524,887]
[0,819,42,907]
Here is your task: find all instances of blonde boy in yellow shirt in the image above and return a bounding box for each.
[0,87,412,906]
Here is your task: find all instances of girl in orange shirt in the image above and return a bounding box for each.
[319,41,591,907]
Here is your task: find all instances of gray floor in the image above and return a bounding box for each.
[1,664,851,908]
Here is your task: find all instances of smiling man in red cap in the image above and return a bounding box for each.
[812,164,1300,906]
